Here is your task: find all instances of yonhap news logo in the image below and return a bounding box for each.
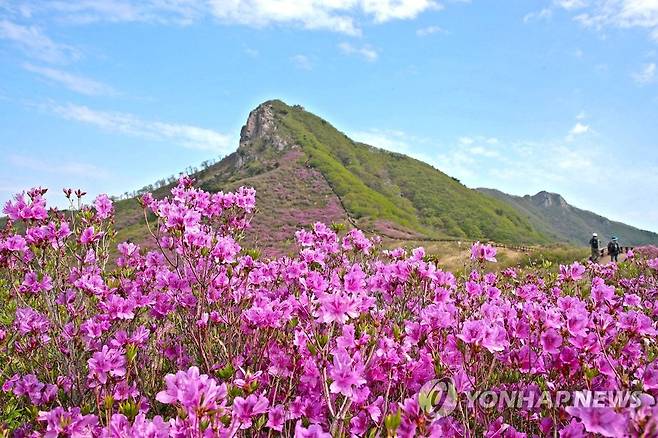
[418,377,458,418]
[417,378,656,420]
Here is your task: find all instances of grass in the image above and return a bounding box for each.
[515,244,590,269]
[381,239,590,274]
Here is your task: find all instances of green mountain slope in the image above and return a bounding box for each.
[264,100,548,244]
[478,188,658,246]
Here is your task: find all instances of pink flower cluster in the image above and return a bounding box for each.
[470,241,497,263]
[1,178,658,437]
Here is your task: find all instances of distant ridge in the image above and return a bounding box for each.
[478,188,658,246]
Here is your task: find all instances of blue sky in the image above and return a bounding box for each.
[1,0,657,232]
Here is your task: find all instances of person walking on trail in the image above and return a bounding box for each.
[589,233,600,262]
[608,236,621,263]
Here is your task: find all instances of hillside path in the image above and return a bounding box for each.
[596,253,627,264]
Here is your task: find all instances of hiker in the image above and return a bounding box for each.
[608,236,621,262]
[589,233,600,262]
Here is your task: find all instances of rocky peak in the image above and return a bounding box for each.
[240,102,276,145]
[530,191,569,209]
[238,101,291,154]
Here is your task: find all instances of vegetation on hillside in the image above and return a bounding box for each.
[269,100,548,244]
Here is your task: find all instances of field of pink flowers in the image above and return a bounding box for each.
[1,178,658,437]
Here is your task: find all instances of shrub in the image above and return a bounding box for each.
[1,180,657,437]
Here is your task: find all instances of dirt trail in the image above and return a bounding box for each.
[595,253,627,264]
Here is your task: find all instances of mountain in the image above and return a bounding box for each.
[114,100,550,255]
[8,99,655,255]
[478,188,658,246]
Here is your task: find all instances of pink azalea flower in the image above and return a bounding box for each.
[643,362,658,390]
[3,178,658,436]
[559,262,585,281]
[540,328,562,354]
[156,366,227,413]
[294,421,332,438]
[80,226,98,245]
[566,310,589,337]
[457,319,486,345]
[104,413,169,438]
[591,277,615,305]
[470,241,497,262]
[233,394,269,429]
[87,345,127,386]
[318,292,359,323]
[329,348,366,398]
[344,264,366,293]
[19,271,53,294]
[623,293,641,307]
[648,257,658,270]
[5,234,28,252]
[3,190,48,221]
[38,407,98,437]
[14,307,50,336]
[93,194,114,220]
[558,419,585,437]
[565,407,627,437]
[266,405,285,432]
[100,294,136,320]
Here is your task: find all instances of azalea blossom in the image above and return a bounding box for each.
[87,345,127,386]
[470,241,497,262]
[232,394,269,429]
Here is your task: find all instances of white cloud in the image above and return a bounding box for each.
[457,136,499,146]
[244,47,260,57]
[523,8,553,23]
[632,62,656,84]
[339,42,378,61]
[23,63,117,96]
[468,146,498,157]
[208,0,440,34]
[362,0,442,22]
[523,1,587,24]
[8,0,442,35]
[21,0,204,26]
[291,54,312,70]
[444,137,606,191]
[0,19,79,62]
[8,154,110,179]
[566,122,590,141]
[46,103,233,152]
[570,122,590,135]
[416,25,445,36]
[436,150,477,180]
[350,128,436,164]
[527,0,658,43]
[351,129,411,153]
[554,0,588,11]
[210,1,358,34]
[570,0,658,42]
